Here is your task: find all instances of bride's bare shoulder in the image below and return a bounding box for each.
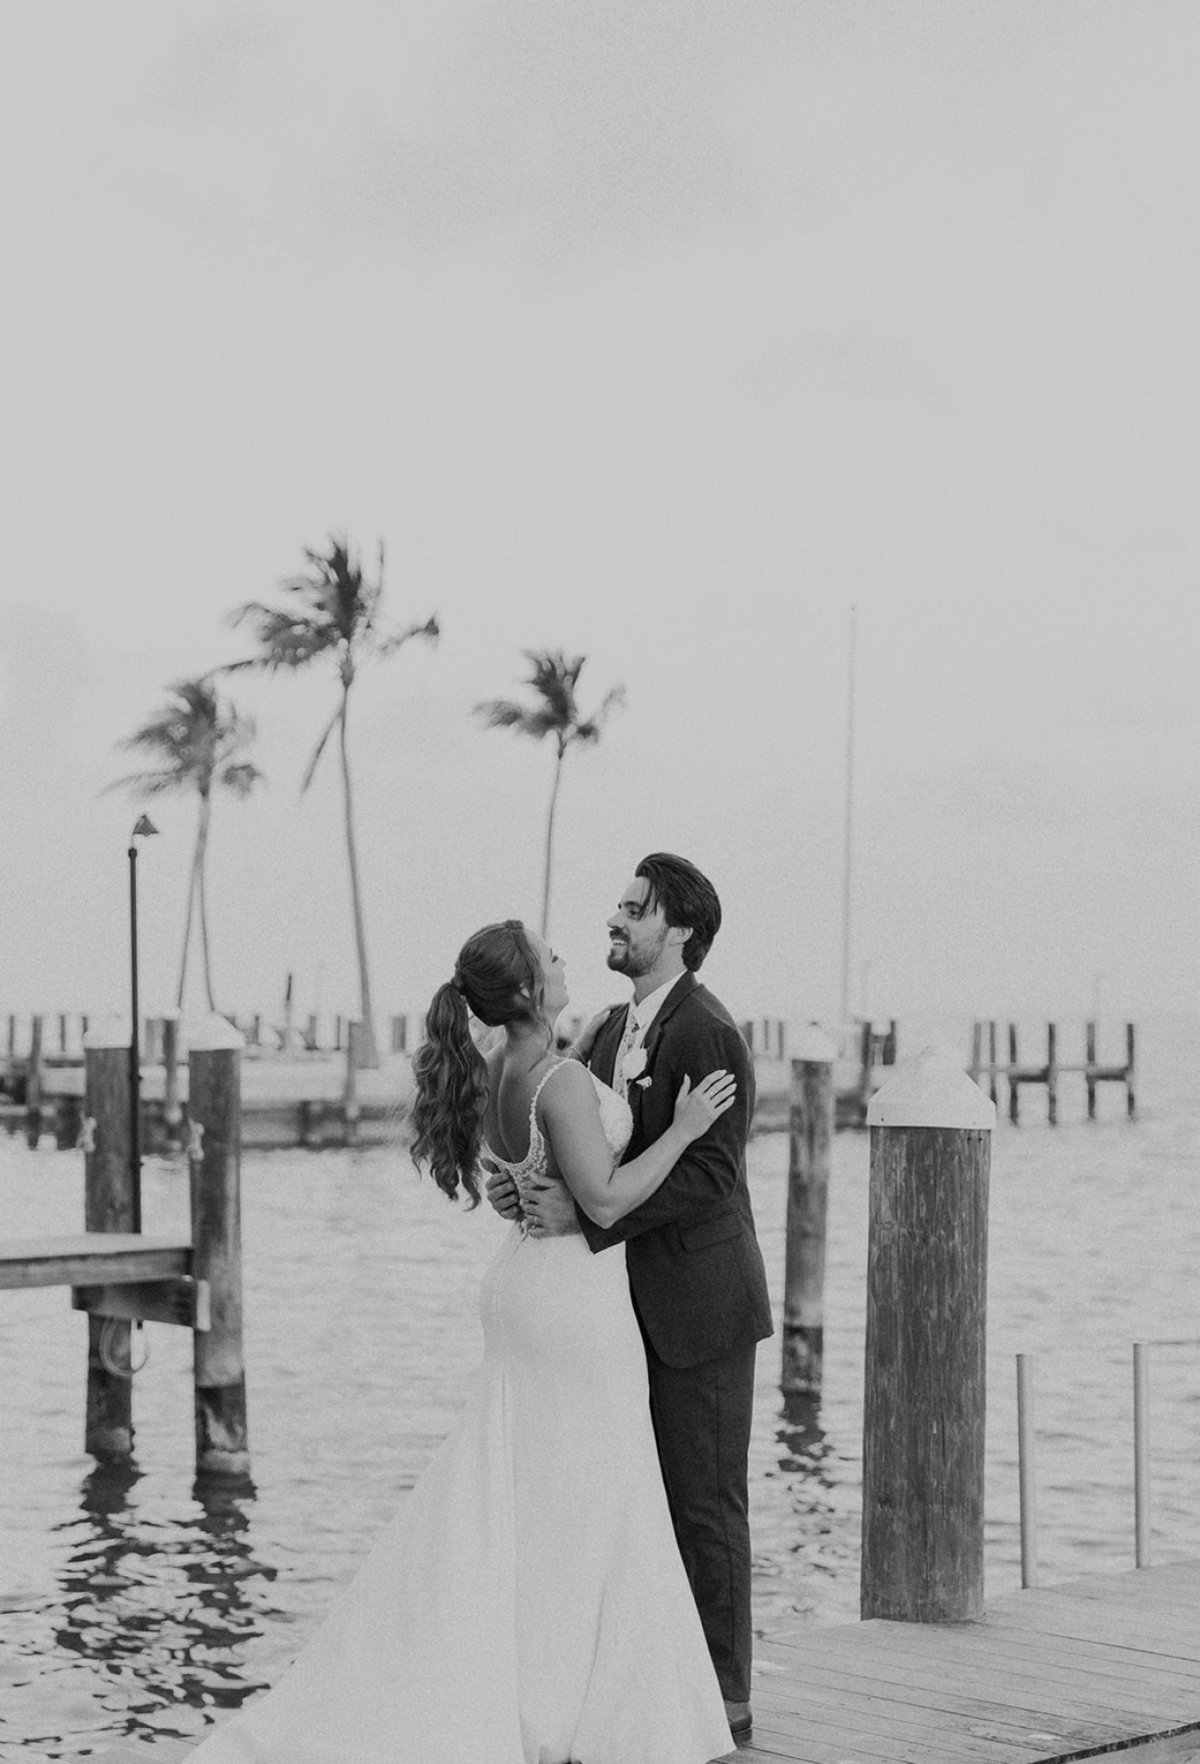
[538,1057,602,1115]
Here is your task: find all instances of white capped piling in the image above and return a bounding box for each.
[861,1046,995,1622]
[188,1015,250,1479]
[83,1019,135,1460]
[782,1026,839,1396]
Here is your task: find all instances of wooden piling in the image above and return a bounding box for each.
[862,1046,995,1622]
[25,1013,44,1146]
[54,1093,83,1151]
[782,1028,838,1396]
[83,1023,135,1461]
[189,1017,250,1480]
[344,1020,362,1147]
[1008,1022,1019,1124]
[1126,1022,1137,1118]
[162,1013,183,1152]
[1047,1021,1058,1125]
[1086,1021,1097,1120]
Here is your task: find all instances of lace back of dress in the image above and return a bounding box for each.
[479,1060,568,1180]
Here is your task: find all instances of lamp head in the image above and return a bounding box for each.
[131,815,159,840]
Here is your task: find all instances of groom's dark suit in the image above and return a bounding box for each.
[579,970,772,1705]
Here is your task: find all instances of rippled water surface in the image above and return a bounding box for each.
[2,1017,1198,1759]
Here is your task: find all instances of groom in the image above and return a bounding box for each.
[490,852,772,1746]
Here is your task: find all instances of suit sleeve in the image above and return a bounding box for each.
[579,1008,754,1248]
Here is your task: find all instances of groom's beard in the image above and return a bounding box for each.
[606,929,666,979]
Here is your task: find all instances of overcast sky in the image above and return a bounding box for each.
[1,1,1197,1035]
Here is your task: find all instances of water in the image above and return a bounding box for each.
[2,1017,1199,1759]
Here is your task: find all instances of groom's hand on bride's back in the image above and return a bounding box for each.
[485,1170,522,1220]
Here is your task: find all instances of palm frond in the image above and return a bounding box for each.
[102,768,190,799]
[474,699,541,733]
[227,602,336,670]
[300,703,343,795]
[375,614,441,658]
[107,676,262,800]
[573,682,627,745]
[219,761,266,800]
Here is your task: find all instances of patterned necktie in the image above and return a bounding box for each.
[612,1006,640,1101]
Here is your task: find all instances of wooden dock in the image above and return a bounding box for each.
[734,1560,1200,1764]
[92,1560,1200,1763]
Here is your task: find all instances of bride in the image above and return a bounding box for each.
[185,918,737,1764]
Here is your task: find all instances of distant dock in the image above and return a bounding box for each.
[0,1012,899,1149]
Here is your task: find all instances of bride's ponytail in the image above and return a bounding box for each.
[411,980,488,1206]
[410,919,546,1206]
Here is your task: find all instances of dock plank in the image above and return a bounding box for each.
[0,1234,192,1290]
[751,1660,1135,1747]
[740,1562,1200,1764]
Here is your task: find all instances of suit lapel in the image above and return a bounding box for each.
[591,1003,631,1087]
[638,971,697,1071]
[627,972,697,1128]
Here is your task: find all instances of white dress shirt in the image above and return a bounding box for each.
[613,974,681,1099]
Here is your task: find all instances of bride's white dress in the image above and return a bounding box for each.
[187,1066,732,1764]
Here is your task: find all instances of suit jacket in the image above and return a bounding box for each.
[581,971,773,1369]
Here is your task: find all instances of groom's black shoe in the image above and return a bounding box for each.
[725,1700,753,1748]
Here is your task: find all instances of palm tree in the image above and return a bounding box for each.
[476,650,625,938]
[107,678,264,1013]
[228,534,438,1068]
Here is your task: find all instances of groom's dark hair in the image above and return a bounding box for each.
[635,852,721,971]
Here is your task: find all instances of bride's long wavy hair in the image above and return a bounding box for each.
[410,919,547,1206]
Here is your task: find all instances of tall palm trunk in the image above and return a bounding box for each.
[195,791,217,1012]
[541,740,565,938]
[176,806,205,1009]
[339,684,379,1067]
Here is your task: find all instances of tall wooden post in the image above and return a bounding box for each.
[1046,1022,1058,1126]
[162,1013,183,1152]
[1085,1020,1097,1120]
[1126,1022,1137,1119]
[861,1046,995,1622]
[344,1020,362,1147]
[782,1028,838,1396]
[25,1013,44,1147]
[1008,1023,1019,1124]
[189,1017,250,1480]
[83,1022,135,1461]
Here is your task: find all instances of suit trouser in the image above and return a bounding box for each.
[642,1332,758,1705]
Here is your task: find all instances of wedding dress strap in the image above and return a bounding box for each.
[528,1059,571,1127]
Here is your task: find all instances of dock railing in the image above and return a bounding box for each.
[1014,1335,1196,1586]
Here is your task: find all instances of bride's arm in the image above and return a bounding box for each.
[539,1062,735,1230]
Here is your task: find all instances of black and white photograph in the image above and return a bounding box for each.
[2,4,1199,1761]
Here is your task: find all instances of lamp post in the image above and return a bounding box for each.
[128,814,159,1232]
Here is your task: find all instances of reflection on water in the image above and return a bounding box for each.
[1,1465,276,1758]
[2,1015,1199,1757]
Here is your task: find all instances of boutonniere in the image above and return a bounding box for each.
[618,1043,649,1085]
[633,1074,653,1092]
